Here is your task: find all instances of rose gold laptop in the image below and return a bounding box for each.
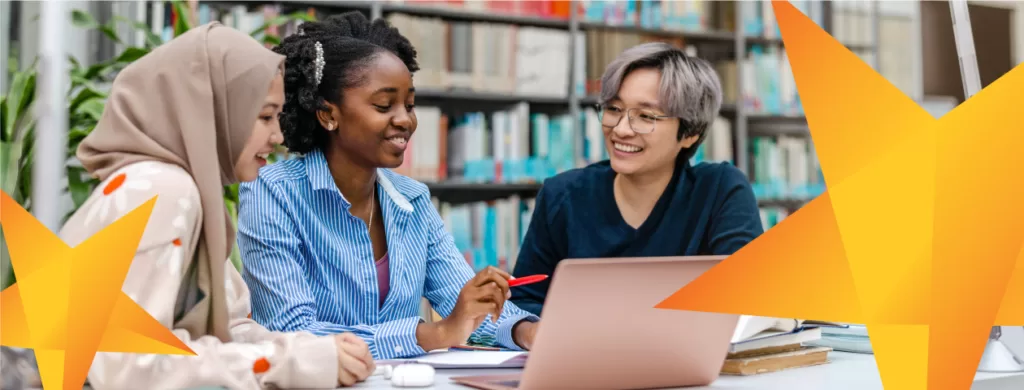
[452,256,740,389]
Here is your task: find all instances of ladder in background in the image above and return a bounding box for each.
[949,0,1024,373]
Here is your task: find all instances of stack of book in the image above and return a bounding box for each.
[806,323,873,354]
[721,316,837,376]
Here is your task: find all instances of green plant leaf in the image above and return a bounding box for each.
[69,86,106,114]
[77,99,106,122]
[224,197,243,271]
[261,35,281,46]
[67,125,94,148]
[223,183,240,204]
[71,9,99,29]
[16,146,33,208]
[0,95,7,143]
[67,166,97,210]
[68,56,88,87]
[1,237,15,290]
[1,141,23,198]
[3,70,36,142]
[83,60,114,80]
[6,46,19,75]
[144,33,165,49]
[98,25,124,45]
[115,47,150,64]
[70,74,93,88]
[172,0,193,37]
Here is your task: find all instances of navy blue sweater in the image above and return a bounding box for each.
[509,160,765,316]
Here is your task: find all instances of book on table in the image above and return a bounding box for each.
[720,316,836,375]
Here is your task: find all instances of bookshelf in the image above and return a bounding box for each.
[105,0,886,272]
[425,182,543,206]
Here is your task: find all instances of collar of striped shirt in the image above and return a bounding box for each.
[305,148,418,213]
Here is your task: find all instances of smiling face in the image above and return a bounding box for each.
[319,52,417,169]
[603,67,696,176]
[234,73,285,182]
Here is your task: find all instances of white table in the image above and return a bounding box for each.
[350,352,1024,389]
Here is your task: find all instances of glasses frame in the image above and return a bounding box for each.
[595,103,675,134]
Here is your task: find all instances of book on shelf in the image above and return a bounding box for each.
[580,27,690,98]
[750,133,823,230]
[382,0,572,20]
[396,105,576,186]
[436,196,532,273]
[830,0,879,49]
[577,0,711,32]
[691,116,734,166]
[385,12,571,99]
[392,106,449,183]
[750,135,822,199]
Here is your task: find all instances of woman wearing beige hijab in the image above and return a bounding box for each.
[59,22,374,389]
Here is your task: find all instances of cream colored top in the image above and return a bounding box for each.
[69,161,339,390]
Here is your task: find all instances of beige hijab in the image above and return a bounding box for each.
[70,22,284,342]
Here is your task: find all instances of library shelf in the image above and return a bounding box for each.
[415,89,571,106]
[577,21,735,43]
[845,43,875,52]
[292,0,373,11]
[744,35,786,46]
[379,3,570,29]
[286,0,568,29]
[579,95,737,112]
[746,114,810,136]
[426,182,543,205]
[758,197,814,209]
[579,95,600,106]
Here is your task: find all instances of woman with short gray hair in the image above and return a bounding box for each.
[510,42,764,316]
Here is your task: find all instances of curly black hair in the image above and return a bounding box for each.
[273,11,419,154]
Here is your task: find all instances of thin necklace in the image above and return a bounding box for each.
[367,183,375,232]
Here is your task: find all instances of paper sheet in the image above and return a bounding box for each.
[380,350,528,368]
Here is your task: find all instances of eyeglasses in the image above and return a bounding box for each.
[597,104,674,134]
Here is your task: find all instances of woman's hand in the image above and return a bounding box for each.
[437,266,512,346]
[333,332,375,387]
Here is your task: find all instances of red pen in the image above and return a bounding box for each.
[508,274,548,287]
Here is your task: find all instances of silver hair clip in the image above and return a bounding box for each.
[313,41,325,87]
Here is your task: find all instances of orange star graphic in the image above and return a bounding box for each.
[657,2,1024,390]
[1,191,195,390]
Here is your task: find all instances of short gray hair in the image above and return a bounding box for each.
[599,42,723,144]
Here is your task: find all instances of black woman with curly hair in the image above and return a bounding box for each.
[236,12,540,360]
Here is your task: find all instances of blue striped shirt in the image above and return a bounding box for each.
[236,149,539,360]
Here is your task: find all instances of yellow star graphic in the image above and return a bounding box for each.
[1,190,195,390]
[657,2,1024,389]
